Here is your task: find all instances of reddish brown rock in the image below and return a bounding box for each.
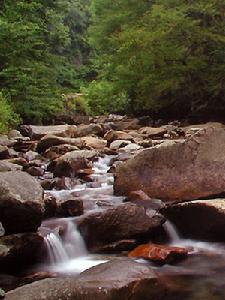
[115,127,225,202]
[138,126,167,138]
[128,191,165,211]
[129,243,188,264]
[26,166,44,177]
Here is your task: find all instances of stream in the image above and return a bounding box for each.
[38,156,225,299]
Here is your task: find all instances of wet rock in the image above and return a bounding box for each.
[0,274,18,292]
[44,195,57,218]
[128,191,165,211]
[0,233,43,272]
[53,150,97,177]
[115,127,225,202]
[164,199,225,242]
[0,161,23,172]
[77,202,165,252]
[104,130,133,143]
[27,125,77,140]
[129,243,188,264]
[26,166,44,177]
[56,199,83,217]
[0,171,44,234]
[80,136,107,150]
[97,239,138,253]
[0,146,10,159]
[5,259,166,300]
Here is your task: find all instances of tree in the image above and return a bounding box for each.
[89,0,225,119]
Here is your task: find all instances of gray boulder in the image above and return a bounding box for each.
[0,171,44,234]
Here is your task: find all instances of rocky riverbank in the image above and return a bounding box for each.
[1,115,225,299]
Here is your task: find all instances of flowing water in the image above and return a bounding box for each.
[38,155,225,299]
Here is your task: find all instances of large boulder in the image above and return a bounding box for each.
[0,233,43,272]
[164,199,225,242]
[114,127,225,202]
[26,125,77,140]
[77,202,165,252]
[53,150,97,177]
[5,259,166,300]
[0,171,44,234]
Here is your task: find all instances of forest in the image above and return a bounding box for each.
[0,0,224,132]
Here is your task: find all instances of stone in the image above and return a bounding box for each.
[27,125,77,140]
[5,259,166,300]
[8,130,23,139]
[97,239,138,253]
[56,199,83,217]
[0,146,9,159]
[128,191,165,211]
[122,143,141,152]
[164,199,225,242]
[138,126,167,138]
[0,171,44,234]
[75,124,103,137]
[0,233,43,272]
[0,136,14,147]
[26,166,44,177]
[53,150,97,177]
[80,136,107,150]
[115,127,225,202]
[104,130,134,143]
[129,243,188,264]
[109,140,131,150]
[0,161,23,172]
[36,135,81,153]
[77,202,165,252]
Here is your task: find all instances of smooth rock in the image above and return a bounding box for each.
[104,130,133,143]
[5,259,166,300]
[0,146,9,159]
[115,127,225,202]
[128,191,165,211]
[53,150,97,177]
[138,127,167,138]
[0,161,23,172]
[129,243,188,264]
[164,199,225,241]
[56,199,83,217]
[80,136,107,150]
[27,125,77,140]
[0,233,43,271]
[75,124,103,137]
[110,140,131,150]
[77,202,165,252]
[0,171,44,234]
[37,135,81,153]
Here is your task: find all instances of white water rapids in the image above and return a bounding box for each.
[38,156,225,276]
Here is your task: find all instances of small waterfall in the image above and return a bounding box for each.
[163,220,181,243]
[40,218,87,265]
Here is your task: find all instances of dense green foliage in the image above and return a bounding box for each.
[0,92,19,133]
[0,0,90,124]
[89,0,225,119]
[0,0,224,128]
